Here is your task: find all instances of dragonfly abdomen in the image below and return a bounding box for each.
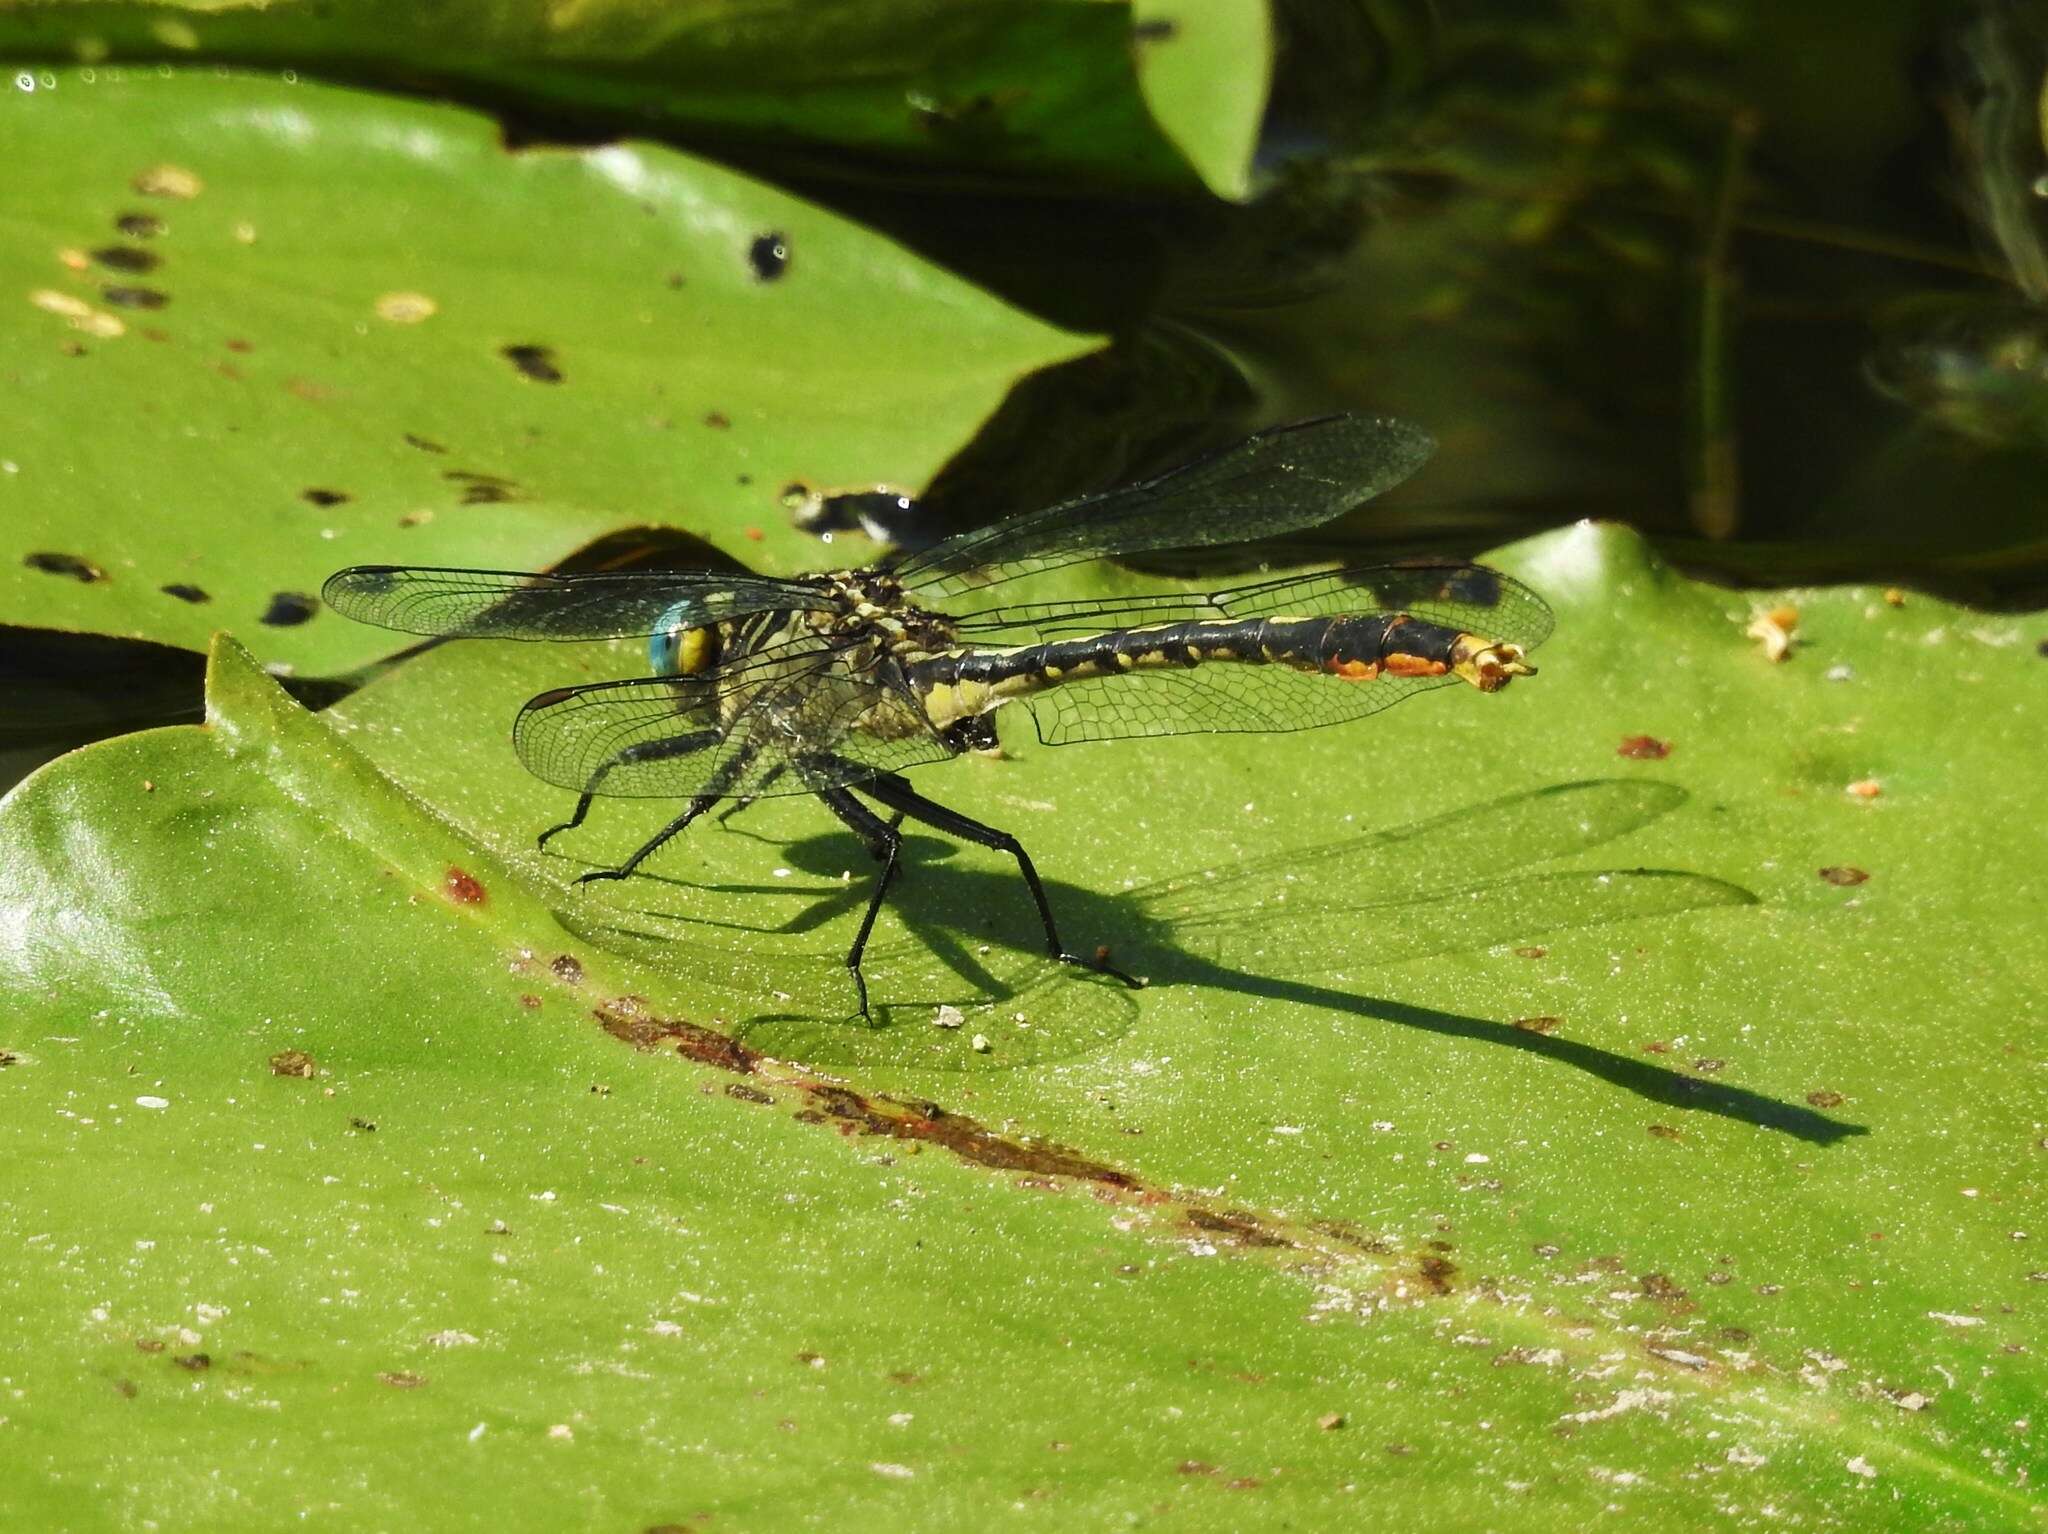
[909,614,1476,728]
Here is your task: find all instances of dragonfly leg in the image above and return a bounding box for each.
[852,772,1146,991]
[711,763,789,827]
[812,785,906,1021]
[537,726,722,850]
[573,795,722,886]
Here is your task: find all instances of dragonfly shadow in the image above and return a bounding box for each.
[564,779,1861,1144]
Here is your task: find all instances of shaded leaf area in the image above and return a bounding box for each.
[0,70,1093,671]
[1,523,2041,1525]
[0,0,1268,199]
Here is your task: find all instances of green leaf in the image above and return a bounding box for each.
[0,0,1268,199]
[2,523,2040,1526]
[0,69,1096,670]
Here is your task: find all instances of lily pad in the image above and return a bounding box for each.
[0,1,1269,199]
[0,69,1095,672]
[1,521,2040,1527]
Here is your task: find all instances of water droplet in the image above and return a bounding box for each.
[2034,173,2048,199]
[282,69,298,85]
[15,71,35,93]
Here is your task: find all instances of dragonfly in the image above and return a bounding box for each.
[324,414,1551,1017]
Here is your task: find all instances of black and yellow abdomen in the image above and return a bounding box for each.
[908,613,1531,730]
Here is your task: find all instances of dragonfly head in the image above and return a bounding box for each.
[1450,634,1537,693]
[650,601,720,678]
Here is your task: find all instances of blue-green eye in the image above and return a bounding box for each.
[650,600,716,676]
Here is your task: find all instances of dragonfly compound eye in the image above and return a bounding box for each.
[650,614,719,677]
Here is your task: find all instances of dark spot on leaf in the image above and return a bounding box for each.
[300,487,350,507]
[1818,866,1869,886]
[501,343,563,383]
[403,432,447,454]
[1513,945,1547,959]
[703,410,730,429]
[442,468,521,505]
[1640,1273,1689,1304]
[736,473,752,486]
[550,954,584,984]
[1512,1015,1562,1034]
[161,582,210,603]
[135,1338,166,1353]
[1384,1442,1414,1456]
[1618,734,1672,759]
[1642,1039,1671,1054]
[1692,1057,1725,1073]
[379,1371,427,1389]
[1415,1254,1457,1294]
[1177,1461,1217,1476]
[102,285,169,310]
[0,1050,17,1068]
[349,1117,376,1133]
[725,1082,774,1105]
[1187,1208,1292,1250]
[269,1049,316,1078]
[260,591,317,626]
[1133,17,1178,40]
[445,868,487,905]
[1647,1123,1682,1140]
[24,551,105,582]
[91,245,161,273]
[173,1353,211,1371]
[2037,638,2048,659]
[224,337,252,353]
[115,211,165,238]
[748,232,790,280]
[112,1378,138,1399]
[1806,1089,1845,1108]
[518,994,542,1010]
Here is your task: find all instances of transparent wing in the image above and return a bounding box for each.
[322,564,833,641]
[893,415,1434,598]
[1023,660,1461,747]
[954,563,1554,651]
[513,641,956,800]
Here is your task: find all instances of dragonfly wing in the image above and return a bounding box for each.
[1217,564,1555,651]
[1025,658,1461,747]
[894,415,1433,598]
[949,563,1552,652]
[323,565,832,641]
[514,647,956,800]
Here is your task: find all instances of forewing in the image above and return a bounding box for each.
[894,415,1434,598]
[323,565,833,641]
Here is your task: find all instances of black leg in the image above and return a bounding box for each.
[536,727,722,850]
[712,763,789,827]
[573,794,721,885]
[568,736,757,884]
[811,784,905,1021]
[851,771,1145,991]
